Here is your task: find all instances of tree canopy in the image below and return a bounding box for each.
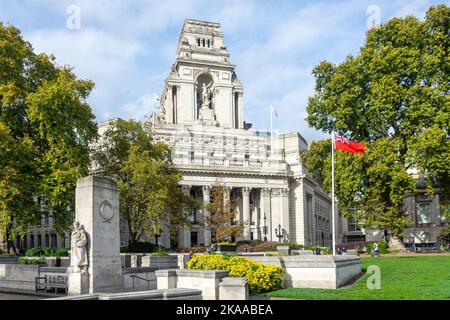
[304,5,449,238]
[91,119,199,246]
[0,23,97,252]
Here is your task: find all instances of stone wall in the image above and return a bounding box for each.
[122,267,157,291]
[0,264,40,291]
[249,255,362,289]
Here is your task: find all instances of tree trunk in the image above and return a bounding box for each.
[388,235,407,252]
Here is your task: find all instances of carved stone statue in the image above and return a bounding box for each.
[71,221,88,274]
[201,81,214,107]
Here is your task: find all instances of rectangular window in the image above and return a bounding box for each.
[347,217,361,232]
[417,203,431,224]
[191,232,198,246]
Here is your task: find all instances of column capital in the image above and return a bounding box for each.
[242,187,252,196]
[261,188,272,197]
[281,188,289,197]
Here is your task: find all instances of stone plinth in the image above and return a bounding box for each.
[69,176,122,294]
[155,269,229,300]
[219,277,248,300]
[68,271,89,295]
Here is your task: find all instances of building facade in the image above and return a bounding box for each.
[146,19,334,249]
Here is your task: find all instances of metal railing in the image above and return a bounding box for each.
[129,274,151,289]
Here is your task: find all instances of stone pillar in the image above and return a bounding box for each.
[237,92,244,129]
[242,187,252,240]
[281,188,290,241]
[69,176,122,295]
[202,186,212,246]
[260,188,271,241]
[180,185,192,248]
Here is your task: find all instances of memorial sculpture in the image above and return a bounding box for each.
[70,221,88,274]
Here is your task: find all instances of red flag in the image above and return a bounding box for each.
[334,135,366,154]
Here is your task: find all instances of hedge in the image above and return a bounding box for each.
[25,247,69,257]
[19,257,46,265]
[187,254,284,293]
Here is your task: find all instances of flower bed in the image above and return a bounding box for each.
[187,253,284,293]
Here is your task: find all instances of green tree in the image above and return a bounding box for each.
[305,5,450,248]
[91,119,199,246]
[0,23,97,253]
[206,185,245,243]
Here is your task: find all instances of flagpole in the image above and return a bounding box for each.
[331,131,336,255]
[270,104,273,158]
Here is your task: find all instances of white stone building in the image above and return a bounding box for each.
[147,19,334,249]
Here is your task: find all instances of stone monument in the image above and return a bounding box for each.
[68,176,122,294]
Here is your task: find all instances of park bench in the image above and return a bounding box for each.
[35,275,68,294]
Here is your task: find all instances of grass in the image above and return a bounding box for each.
[267,255,450,300]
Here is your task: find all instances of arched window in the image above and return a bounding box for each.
[420,232,431,243]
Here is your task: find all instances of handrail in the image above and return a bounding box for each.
[129,274,151,289]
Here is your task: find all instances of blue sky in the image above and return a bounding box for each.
[0,0,447,142]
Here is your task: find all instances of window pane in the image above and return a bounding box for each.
[418,203,431,224]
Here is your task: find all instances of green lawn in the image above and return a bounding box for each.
[267,255,450,300]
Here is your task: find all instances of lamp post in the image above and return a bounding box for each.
[263,215,267,242]
[275,224,283,243]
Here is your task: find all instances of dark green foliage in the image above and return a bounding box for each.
[25,247,69,257]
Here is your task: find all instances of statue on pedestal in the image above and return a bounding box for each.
[71,221,88,274]
[198,80,218,126]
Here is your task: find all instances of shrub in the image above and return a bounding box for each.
[187,253,284,293]
[25,247,69,257]
[176,247,206,253]
[440,225,450,250]
[236,244,254,252]
[149,252,169,256]
[282,242,304,250]
[253,241,278,252]
[216,242,237,246]
[236,240,264,246]
[18,257,46,265]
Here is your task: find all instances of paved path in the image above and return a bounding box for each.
[0,292,42,300]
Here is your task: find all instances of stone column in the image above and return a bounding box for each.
[69,176,122,295]
[237,92,244,129]
[180,185,192,248]
[260,188,271,241]
[202,186,212,246]
[281,188,290,241]
[242,187,252,240]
